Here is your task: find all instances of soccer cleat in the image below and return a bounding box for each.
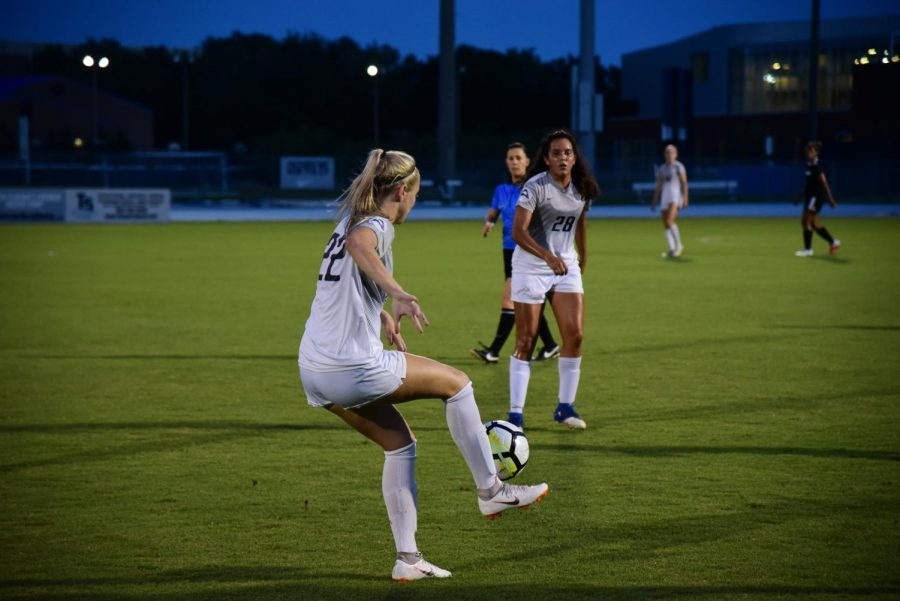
[533,344,560,361]
[478,482,549,519]
[392,555,452,582]
[470,344,499,364]
[673,245,684,257]
[553,403,587,429]
[830,239,841,255]
[506,412,524,428]
[794,249,814,257]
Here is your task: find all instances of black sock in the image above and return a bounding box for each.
[489,310,515,354]
[537,314,557,349]
[814,227,834,244]
[803,229,813,249]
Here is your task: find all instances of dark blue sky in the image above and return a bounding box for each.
[4,0,898,65]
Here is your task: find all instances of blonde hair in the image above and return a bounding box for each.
[338,149,419,230]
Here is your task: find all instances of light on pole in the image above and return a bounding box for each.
[367,65,379,147]
[82,54,109,148]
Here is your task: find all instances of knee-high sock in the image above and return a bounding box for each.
[509,356,531,414]
[558,357,582,405]
[489,310,515,355]
[664,227,677,252]
[670,223,682,248]
[445,382,498,491]
[382,442,418,554]
[814,226,834,244]
[803,229,813,249]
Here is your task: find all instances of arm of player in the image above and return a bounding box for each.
[680,169,689,208]
[820,173,837,208]
[511,206,568,275]
[482,208,500,237]
[651,175,662,212]
[575,210,587,274]
[346,226,429,334]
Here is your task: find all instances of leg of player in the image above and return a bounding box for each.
[533,300,560,361]
[387,355,549,518]
[796,210,815,257]
[550,292,587,429]
[669,205,683,256]
[510,302,542,427]
[326,402,448,581]
[811,213,839,255]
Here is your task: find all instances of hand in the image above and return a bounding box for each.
[578,256,586,274]
[392,291,430,334]
[830,199,838,209]
[683,198,689,209]
[482,221,494,237]
[545,254,568,276]
[380,311,407,352]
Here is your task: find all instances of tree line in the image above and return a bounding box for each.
[25,32,630,158]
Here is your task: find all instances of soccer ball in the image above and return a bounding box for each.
[484,420,529,481]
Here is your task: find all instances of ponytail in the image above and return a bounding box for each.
[338,149,419,230]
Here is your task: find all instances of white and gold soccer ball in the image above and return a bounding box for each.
[484,420,530,481]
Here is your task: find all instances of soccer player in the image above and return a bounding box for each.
[650,144,689,257]
[507,130,599,430]
[298,149,549,582]
[794,140,840,257]
[472,142,560,364]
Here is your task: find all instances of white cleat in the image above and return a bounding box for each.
[392,556,452,582]
[672,245,684,257]
[559,416,587,429]
[794,249,814,257]
[478,482,549,520]
[830,239,841,255]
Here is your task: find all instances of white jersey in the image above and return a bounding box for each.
[511,171,589,275]
[657,160,686,205]
[299,215,393,372]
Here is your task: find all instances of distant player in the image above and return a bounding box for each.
[650,144,688,257]
[298,149,548,582]
[794,140,840,257]
[507,130,599,430]
[472,142,560,364]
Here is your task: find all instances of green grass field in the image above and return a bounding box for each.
[1,217,899,601]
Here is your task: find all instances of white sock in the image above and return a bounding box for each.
[664,227,676,252]
[509,356,531,414]
[558,356,582,405]
[670,223,682,248]
[445,382,499,491]
[382,442,418,555]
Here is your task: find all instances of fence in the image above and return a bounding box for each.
[1,151,896,205]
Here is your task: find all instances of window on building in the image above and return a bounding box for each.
[692,52,709,82]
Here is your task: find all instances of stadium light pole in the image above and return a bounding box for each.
[367,64,379,147]
[82,54,109,148]
[173,50,195,150]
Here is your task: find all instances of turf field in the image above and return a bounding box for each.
[1,217,898,601]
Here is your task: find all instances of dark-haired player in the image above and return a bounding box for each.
[794,141,840,257]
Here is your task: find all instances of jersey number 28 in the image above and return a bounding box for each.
[551,215,576,232]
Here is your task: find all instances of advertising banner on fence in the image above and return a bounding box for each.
[280,156,335,189]
[64,189,171,222]
[0,189,65,221]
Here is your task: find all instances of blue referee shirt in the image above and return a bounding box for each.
[490,182,521,250]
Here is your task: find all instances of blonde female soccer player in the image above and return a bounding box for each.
[472,142,559,364]
[298,149,548,582]
[650,144,689,257]
[507,130,599,430]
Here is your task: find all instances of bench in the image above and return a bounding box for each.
[631,179,738,202]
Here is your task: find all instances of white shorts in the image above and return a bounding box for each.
[300,350,407,409]
[660,195,684,210]
[510,267,583,304]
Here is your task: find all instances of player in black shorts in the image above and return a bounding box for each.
[794,141,840,257]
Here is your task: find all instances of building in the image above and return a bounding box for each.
[610,16,900,159]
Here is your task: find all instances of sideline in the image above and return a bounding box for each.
[171,202,900,222]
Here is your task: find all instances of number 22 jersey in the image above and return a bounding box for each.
[299,215,394,372]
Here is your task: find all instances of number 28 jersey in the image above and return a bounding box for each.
[511,171,590,275]
[299,215,394,372]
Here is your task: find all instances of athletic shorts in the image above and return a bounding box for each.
[502,248,514,279]
[805,195,824,213]
[300,350,407,409]
[660,195,684,210]
[510,267,583,304]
